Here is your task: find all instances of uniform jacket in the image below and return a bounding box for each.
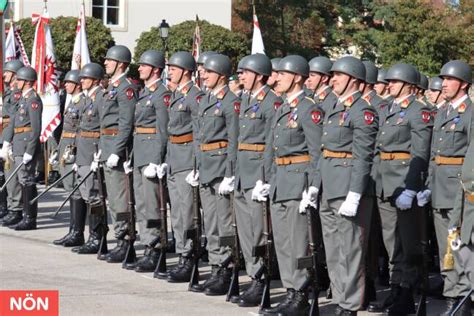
[76,88,101,166]
[375,95,433,198]
[235,85,281,190]
[318,91,378,200]
[58,93,85,162]
[133,80,170,168]
[1,87,22,144]
[197,85,239,185]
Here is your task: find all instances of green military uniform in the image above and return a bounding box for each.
[313,85,337,114]
[133,79,170,246]
[427,96,472,298]
[318,91,377,311]
[98,73,137,240]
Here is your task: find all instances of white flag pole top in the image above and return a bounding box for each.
[31,7,61,143]
[251,6,265,55]
[72,1,91,70]
[5,23,16,62]
[192,15,201,62]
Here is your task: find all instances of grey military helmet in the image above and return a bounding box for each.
[240,54,272,77]
[271,58,282,71]
[138,50,165,69]
[203,54,232,77]
[64,70,81,84]
[197,51,218,65]
[167,51,196,71]
[4,60,24,74]
[429,76,443,91]
[105,45,132,64]
[385,63,419,85]
[377,68,389,84]
[362,61,378,84]
[237,56,249,73]
[330,56,365,81]
[79,63,104,80]
[418,74,428,90]
[278,55,309,77]
[16,66,37,82]
[440,60,472,84]
[309,56,332,76]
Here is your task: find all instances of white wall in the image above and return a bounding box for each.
[19,0,232,51]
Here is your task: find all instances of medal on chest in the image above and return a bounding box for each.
[214,101,222,115]
[250,103,259,118]
[396,111,405,125]
[108,89,117,99]
[287,110,298,128]
[339,111,348,126]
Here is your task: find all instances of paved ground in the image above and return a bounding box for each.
[0,185,469,315]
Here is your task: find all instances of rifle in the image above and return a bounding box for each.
[0,161,23,192]
[52,169,94,218]
[95,155,109,258]
[253,166,273,312]
[30,168,75,205]
[121,151,137,269]
[296,172,320,316]
[154,173,169,278]
[187,157,204,290]
[416,172,429,316]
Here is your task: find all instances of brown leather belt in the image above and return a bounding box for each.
[200,141,228,152]
[101,128,119,136]
[80,131,100,138]
[62,132,77,139]
[169,133,193,144]
[466,192,474,203]
[380,152,411,160]
[14,126,32,134]
[435,156,464,165]
[238,143,265,152]
[323,149,353,159]
[135,127,157,134]
[275,154,311,165]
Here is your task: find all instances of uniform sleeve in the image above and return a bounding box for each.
[113,85,136,157]
[404,105,433,192]
[263,95,280,180]
[155,90,170,164]
[191,91,204,170]
[300,102,324,188]
[2,113,15,143]
[225,96,239,177]
[349,105,378,194]
[26,98,43,156]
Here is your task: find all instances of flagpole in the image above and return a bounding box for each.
[42,0,49,186]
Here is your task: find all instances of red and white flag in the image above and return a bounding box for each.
[192,15,201,62]
[31,9,61,143]
[5,22,30,65]
[251,10,265,55]
[71,2,91,70]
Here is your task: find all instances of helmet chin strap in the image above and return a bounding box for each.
[312,76,322,99]
[339,76,351,97]
[394,82,405,99]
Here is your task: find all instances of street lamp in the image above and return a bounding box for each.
[159,19,170,58]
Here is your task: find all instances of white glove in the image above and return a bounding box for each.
[123,160,133,175]
[416,189,431,207]
[338,191,361,217]
[218,176,235,196]
[90,161,99,172]
[251,180,271,202]
[143,163,158,178]
[157,163,168,179]
[72,163,78,172]
[93,150,102,162]
[49,151,59,167]
[106,153,120,168]
[0,141,11,160]
[395,189,416,210]
[449,228,461,251]
[186,170,199,187]
[299,186,319,214]
[63,147,75,164]
[22,153,33,165]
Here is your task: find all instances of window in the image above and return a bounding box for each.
[92,0,121,26]
[4,0,20,22]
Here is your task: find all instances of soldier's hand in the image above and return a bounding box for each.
[299,186,319,214]
[338,191,361,217]
[143,163,158,178]
[22,153,33,165]
[218,176,235,196]
[124,160,133,175]
[49,151,59,167]
[157,163,168,179]
[416,190,431,207]
[251,180,270,201]
[186,170,199,187]
[0,141,11,160]
[72,163,79,172]
[93,150,102,162]
[90,161,99,173]
[106,154,120,168]
[395,189,416,210]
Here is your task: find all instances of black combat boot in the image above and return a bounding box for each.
[190,265,221,293]
[204,267,232,296]
[14,185,37,230]
[74,209,102,254]
[237,278,265,307]
[362,276,376,310]
[384,285,415,315]
[1,210,22,226]
[0,174,8,219]
[167,256,194,283]
[47,170,60,184]
[133,247,160,272]
[439,296,472,316]
[261,288,295,314]
[368,284,401,313]
[277,290,310,316]
[168,255,186,274]
[63,198,87,247]
[105,240,129,263]
[53,200,73,245]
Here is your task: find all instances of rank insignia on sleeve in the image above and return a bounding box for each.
[364,111,375,125]
[196,96,202,104]
[421,111,431,123]
[234,102,241,114]
[311,111,322,124]
[274,102,282,110]
[31,102,39,110]
[126,88,135,100]
[164,95,171,107]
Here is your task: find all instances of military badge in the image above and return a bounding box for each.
[339,112,348,125]
[178,103,183,110]
[458,103,466,113]
[453,116,460,124]
[31,102,40,110]
[108,89,117,99]
[164,95,171,107]
[421,111,431,123]
[344,96,354,107]
[450,123,456,130]
[216,89,225,100]
[126,88,134,100]
[181,86,189,95]
[14,91,21,101]
[214,109,221,115]
[234,102,240,114]
[400,99,410,109]
[364,111,375,125]
[274,102,282,110]
[290,98,299,108]
[257,90,266,102]
[311,111,322,124]
[318,90,327,101]
[196,96,202,104]
[250,112,256,119]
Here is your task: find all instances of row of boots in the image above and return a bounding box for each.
[1,185,38,231]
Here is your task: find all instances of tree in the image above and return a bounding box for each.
[13,16,115,72]
[134,20,249,69]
